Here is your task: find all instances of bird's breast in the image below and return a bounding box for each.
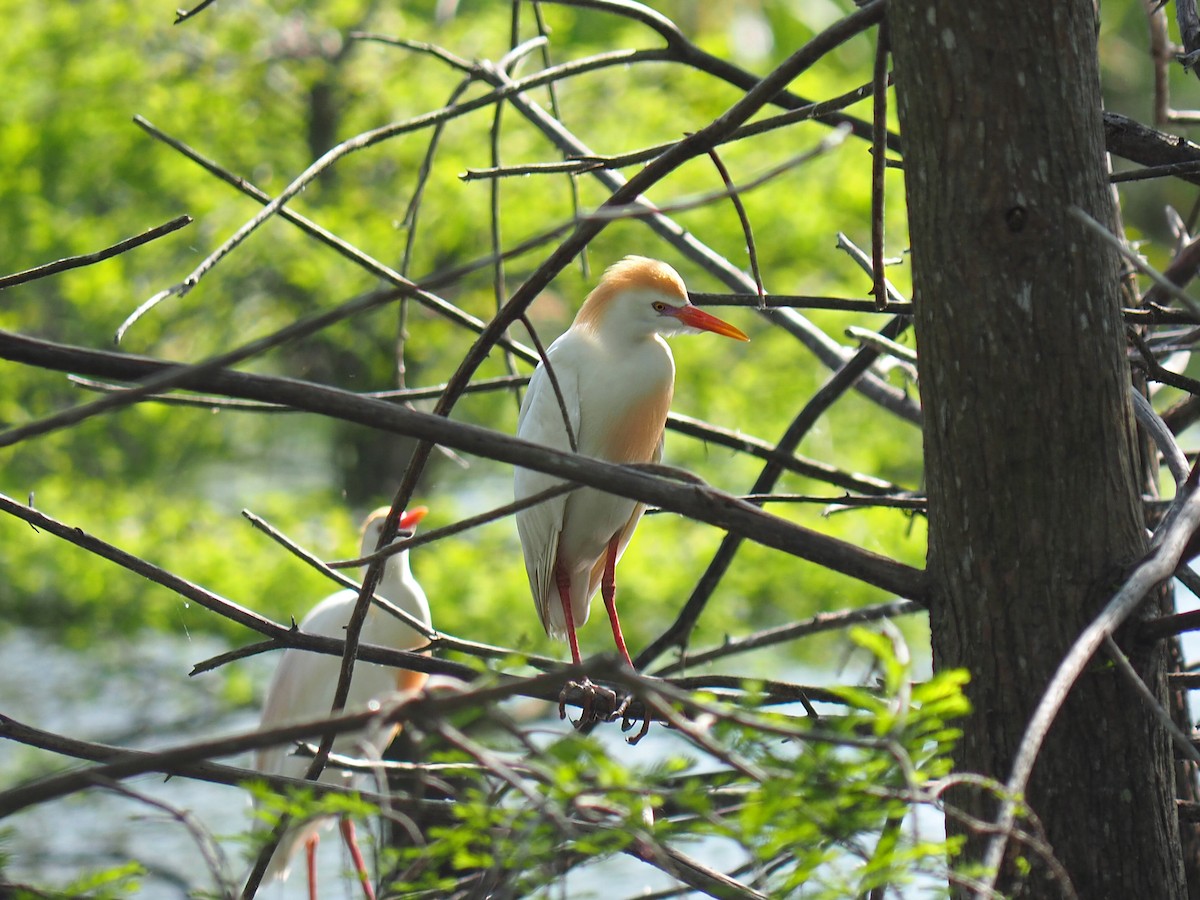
[579,339,674,464]
[594,384,671,463]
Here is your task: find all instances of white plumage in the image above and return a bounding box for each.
[252,506,431,896]
[514,257,748,667]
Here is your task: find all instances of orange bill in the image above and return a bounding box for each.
[399,506,429,529]
[670,305,750,341]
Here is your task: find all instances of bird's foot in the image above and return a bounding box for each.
[559,677,617,727]
[619,701,652,745]
[559,680,650,741]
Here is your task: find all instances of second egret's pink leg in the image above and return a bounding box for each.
[339,817,377,900]
[305,834,319,900]
[600,535,634,669]
[554,563,583,665]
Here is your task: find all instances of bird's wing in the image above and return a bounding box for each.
[515,343,583,637]
[254,591,352,775]
[254,642,320,777]
[581,428,663,603]
[517,335,584,451]
[254,591,401,774]
[254,589,412,882]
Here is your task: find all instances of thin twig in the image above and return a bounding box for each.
[1146,0,1172,126]
[333,483,579,568]
[664,411,906,495]
[870,20,891,310]
[397,70,476,394]
[0,331,927,601]
[460,79,882,182]
[0,701,423,818]
[520,313,579,452]
[707,147,764,306]
[130,116,541,358]
[644,491,925,513]
[837,231,909,306]
[89,779,236,900]
[688,293,913,314]
[174,0,218,24]
[979,462,1200,892]
[1103,634,1200,766]
[1111,160,1200,183]
[1070,205,1200,318]
[1127,375,1191,485]
[435,719,576,833]
[528,0,590,280]
[623,840,770,900]
[66,373,529,411]
[488,26,535,419]
[636,311,914,670]
[0,715,397,808]
[585,132,851,222]
[1142,605,1200,641]
[651,599,924,678]
[0,215,191,290]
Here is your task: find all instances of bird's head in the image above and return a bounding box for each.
[574,256,749,344]
[360,506,428,562]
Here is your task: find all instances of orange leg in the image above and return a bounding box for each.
[555,563,584,665]
[339,817,377,900]
[601,534,635,669]
[305,833,319,900]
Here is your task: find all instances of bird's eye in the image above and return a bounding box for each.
[652,301,667,312]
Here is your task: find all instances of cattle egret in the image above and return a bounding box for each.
[252,506,431,900]
[514,257,748,702]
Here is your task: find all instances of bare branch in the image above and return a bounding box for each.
[0,215,191,290]
[0,331,926,600]
[636,312,915,670]
[585,129,851,223]
[174,0,218,25]
[651,600,924,678]
[1104,111,1200,183]
[689,293,915,314]
[130,116,545,358]
[1103,635,1200,767]
[980,463,1200,892]
[460,79,881,182]
[541,0,895,151]
[870,21,891,310]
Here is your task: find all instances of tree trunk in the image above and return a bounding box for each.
[889,1,1185,896]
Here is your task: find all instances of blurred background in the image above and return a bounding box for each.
[1,0,1196,895]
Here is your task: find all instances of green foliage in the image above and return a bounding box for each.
[363,628,969,897]
[246,778,376,824]
[56,863,147,900]
[0,0,921,660]
[241,779,388,890]
[1,1,999,896]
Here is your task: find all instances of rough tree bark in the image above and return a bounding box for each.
[889,1,1185,896]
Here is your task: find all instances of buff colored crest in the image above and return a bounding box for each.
[573,256,688,331]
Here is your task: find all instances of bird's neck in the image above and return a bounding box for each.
[372,558,411,597]
[365,559,432,635]
[575,319,673,356]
